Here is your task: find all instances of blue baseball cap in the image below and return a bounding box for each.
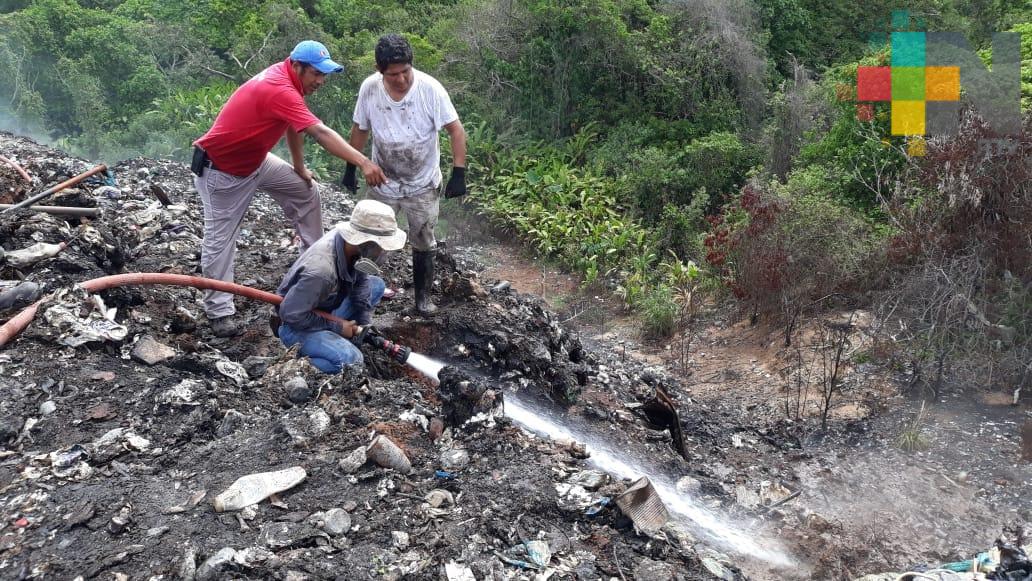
[290,40,344,74]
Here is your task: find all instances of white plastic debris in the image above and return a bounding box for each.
[213,466,307,512]
[42,289,128,347]
[444,562,477,581]
[5,242,65,268]
[555,483,596,512]
[157,379,203,406]
[399,409,429,431]
[215,360,249,386]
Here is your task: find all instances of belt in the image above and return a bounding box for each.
[194,146,219,171]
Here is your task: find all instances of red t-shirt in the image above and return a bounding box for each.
[195,59,321,176]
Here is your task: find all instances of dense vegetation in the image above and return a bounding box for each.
[1,0,1029,394]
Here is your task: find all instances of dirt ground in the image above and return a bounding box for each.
[0,131,1029,581]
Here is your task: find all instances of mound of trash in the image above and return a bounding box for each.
[0,131,758,579]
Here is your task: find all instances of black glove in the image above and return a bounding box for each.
[342,163,358,194]
[444,166,466,198]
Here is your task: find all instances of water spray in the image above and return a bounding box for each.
[354,325,444,384]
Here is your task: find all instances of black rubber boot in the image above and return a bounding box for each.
[413,249,438,315]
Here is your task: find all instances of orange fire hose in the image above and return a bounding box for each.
[0,273,345,348]
[0,155,31,184]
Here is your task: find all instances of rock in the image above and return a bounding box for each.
[281,407,331,445]
[428,417,444,441]
[39,400,56,415]
[146,526,169,537]
[339,446,367,473]
[319,508,351,536]
[440,448,470,471]
[86,402,117,421]
[131,335,177,366]
[196,547,236,581]
[392,530,410,550]
[0,415,21,444]
[243,356,274,379]
[676,475,703,495]
[284,376,312,404]
[699,552,740,580]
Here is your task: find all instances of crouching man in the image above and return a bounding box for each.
[276,200,406,373]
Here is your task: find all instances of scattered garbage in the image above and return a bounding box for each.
[4,241,67,268]
[280,407,331,446]
[41,288,127,347]
[1,133,1025,580]
[130,335,176,365]
[497,538,552,570]
[310,508,351,537]
[0,281,41,311]
[212,466,307,512]
[613,477,670,534]
[440,448,470,471]
[444,562,477,581]
[339,446,368,473]
[366,433,412,474]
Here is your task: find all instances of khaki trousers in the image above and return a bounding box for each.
[195,153,323,318]
[366,186,439,252]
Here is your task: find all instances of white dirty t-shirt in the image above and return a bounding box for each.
[353,69,459,198]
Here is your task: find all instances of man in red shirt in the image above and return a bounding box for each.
[193,40,388,337]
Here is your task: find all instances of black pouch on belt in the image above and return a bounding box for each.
[190,147,208,177]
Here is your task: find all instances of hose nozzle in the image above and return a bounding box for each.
[357,326,411,363]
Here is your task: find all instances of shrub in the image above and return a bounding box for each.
[640,286,679,339]
[707,178,879,325]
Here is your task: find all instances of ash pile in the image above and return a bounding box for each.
[0,131,759,580]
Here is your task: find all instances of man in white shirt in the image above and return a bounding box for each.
[342,34,467,315]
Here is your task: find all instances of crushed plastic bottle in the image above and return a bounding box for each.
[212,466,307,512]
[4,242,66,268]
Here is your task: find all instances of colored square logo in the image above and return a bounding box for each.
[857,67,891,101]
[926,66,960,101]
[926,101,961,135]
[892,10,910,30]
[892,101,925,135]
[892,67,925,100]
[891,32,926,66]
[907,136,927,156]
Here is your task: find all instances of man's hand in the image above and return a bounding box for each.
[361,161,388,187]
[338,320,360,339]
[444,166,466,198]
[342,163,358,194]
[294,166,315,187]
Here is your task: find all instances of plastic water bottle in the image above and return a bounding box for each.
[212,466,307,512]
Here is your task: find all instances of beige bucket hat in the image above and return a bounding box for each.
[337,200,407,251]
